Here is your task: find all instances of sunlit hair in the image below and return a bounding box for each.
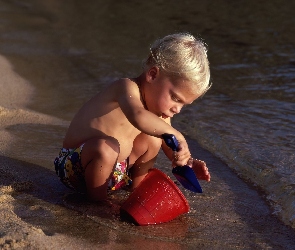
[143,33,211,95]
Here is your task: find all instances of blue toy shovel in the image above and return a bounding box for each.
[162,134,203,193]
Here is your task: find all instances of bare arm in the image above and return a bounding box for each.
[117,79,183,140]
[117,79,190,165]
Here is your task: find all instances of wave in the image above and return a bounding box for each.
[184,124,295,229]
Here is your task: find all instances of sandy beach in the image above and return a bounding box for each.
[1,0,295,249]
[1,52,295,249]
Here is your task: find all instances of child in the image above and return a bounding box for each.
[54,33,211,201]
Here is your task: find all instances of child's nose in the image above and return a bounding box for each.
[171,105,182,114]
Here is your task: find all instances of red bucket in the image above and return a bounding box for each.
[120,168,190,225]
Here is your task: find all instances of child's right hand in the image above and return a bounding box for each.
[172,139,191,167]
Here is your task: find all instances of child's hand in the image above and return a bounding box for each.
[172,139,191,167]
[188,158,211,182]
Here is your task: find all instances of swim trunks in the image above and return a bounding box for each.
[54,144,132,193]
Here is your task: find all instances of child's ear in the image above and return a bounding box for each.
[147,66,159,82]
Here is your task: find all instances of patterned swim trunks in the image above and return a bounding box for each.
[54,144,132,193]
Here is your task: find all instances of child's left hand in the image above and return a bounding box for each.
[187,158,211,181]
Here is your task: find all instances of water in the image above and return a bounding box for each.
[1,0,294,230]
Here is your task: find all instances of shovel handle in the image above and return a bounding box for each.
[162,133,179,152]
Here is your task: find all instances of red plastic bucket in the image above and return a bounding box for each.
[120,168,190,225]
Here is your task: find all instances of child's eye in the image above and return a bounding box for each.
[172,96,180,102]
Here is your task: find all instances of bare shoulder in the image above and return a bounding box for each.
[90,78,138,103]
[111,78,139,92]
[107,78,140,101]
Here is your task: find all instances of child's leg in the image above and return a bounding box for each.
[81,137,120,201]
[129,133,162,189]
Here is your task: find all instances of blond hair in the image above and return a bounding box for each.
[144,33,211,95]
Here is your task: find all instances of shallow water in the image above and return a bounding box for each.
[0,0,294,231]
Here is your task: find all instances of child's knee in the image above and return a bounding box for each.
[82,137,120,166]
[98,138,120,163]
[133,133,161,154]
[150,136,162,150]
[130,134,162,167]
[143,135,162,157]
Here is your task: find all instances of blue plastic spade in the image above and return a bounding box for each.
[162,134,203,193]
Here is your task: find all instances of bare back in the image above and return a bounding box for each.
[63,78,141,162]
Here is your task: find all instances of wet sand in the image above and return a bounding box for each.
[1,0,295,249]
[1,54,295,249]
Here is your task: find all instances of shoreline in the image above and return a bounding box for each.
[0,50,295,249]
[1,0,295,248]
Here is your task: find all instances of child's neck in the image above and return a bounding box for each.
[132,76,148,111]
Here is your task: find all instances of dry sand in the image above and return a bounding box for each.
[1,54,295,249]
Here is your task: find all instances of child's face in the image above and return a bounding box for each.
[145,69,200,119]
